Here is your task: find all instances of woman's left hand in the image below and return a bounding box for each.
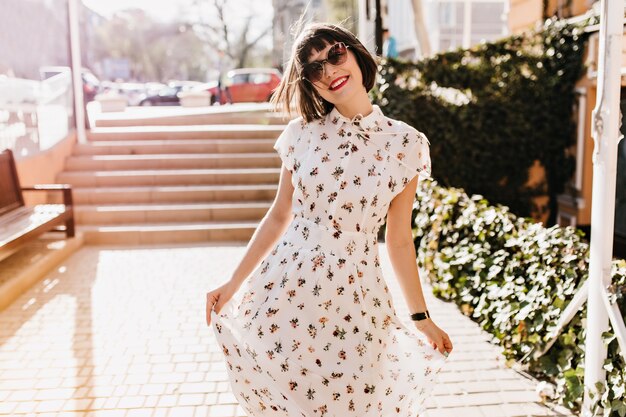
[413,318,453,357]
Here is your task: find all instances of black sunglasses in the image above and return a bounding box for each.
[301,42,350,83]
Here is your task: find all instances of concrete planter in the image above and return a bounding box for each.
[95,92,127,112]
[179,91,210,107]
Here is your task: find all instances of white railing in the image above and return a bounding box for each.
[515,4,625,415]
[0,72,72,157]
[584,0,624,414]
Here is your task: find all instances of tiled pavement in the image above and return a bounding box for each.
[0,243,576,417]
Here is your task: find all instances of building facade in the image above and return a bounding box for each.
[358,0,509,59]
[0,0,70,79]
[0,0,104,80]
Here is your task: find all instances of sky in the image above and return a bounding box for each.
[81,0,275,51]
[82,0,193,21]
[82,0,273,23]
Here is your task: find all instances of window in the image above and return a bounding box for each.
[159,88,177,96]
[439,2,457,27]
[250,73,271,84]
[230,74,249,85]
[434,0,508,52]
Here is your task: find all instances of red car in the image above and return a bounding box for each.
[200,68,282,104]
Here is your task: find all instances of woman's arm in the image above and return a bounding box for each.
[385,175,428,316]
[207,164,295,323]
[384,162,453,356]
[227,165,295,288]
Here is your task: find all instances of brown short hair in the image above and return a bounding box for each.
[271,22,379,123]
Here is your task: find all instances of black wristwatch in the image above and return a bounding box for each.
[409,310,430,321]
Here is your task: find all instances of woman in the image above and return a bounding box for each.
[205,21,453,417]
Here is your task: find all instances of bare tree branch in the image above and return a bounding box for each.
[214,0,233,59]
[238,24,273,67]
[188,0,273,67]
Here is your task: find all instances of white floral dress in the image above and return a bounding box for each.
[211,104,449,417]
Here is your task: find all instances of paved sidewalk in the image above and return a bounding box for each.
[0,243,575,417]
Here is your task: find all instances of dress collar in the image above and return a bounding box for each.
[328,104,386,132]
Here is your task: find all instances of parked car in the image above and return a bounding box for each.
[138,85,186,106]
[81,70,101,102]
[197,68,281,105]
[115,82,148,106]
[138,81,203,106]
[39,66,101,102]
[144,82,167,95]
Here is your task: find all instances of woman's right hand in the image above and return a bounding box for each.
[413,318,453,357]
[206,280,240,326]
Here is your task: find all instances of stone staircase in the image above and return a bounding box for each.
[58,107,288,244]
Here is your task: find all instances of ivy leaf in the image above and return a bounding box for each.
[612,400,626,417]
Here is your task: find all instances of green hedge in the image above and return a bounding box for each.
[372,16,594,224]
[413,180,626,416]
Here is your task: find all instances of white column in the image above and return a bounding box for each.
[358,0,376,53]
[575,87,587,191]
[68,0,87,143]
[583,0,623,414]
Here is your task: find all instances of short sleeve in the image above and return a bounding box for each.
[398,129,432,182]
[273,119,299,173]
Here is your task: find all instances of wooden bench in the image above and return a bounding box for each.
[0,149,74,263]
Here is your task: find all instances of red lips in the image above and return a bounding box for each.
[329,75,349,91]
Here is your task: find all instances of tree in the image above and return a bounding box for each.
[92,9,209,81]
[188,0,273,68]
[323,0,358,34]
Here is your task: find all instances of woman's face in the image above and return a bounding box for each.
[304,40,365,107]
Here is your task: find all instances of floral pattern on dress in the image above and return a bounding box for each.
[211,105,448,417]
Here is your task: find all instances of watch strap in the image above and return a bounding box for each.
[409,310,431,321]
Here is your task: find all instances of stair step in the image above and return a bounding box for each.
[66,108,292,244]
[89,102,278,127]
[57,168,280,187]
[95,113,289,128]
[74,139,276,155]
[75,201,272,224]
[66,153,280,170]
[87,125,285,141]
[80,221,258,244]
[72,184,277,204]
